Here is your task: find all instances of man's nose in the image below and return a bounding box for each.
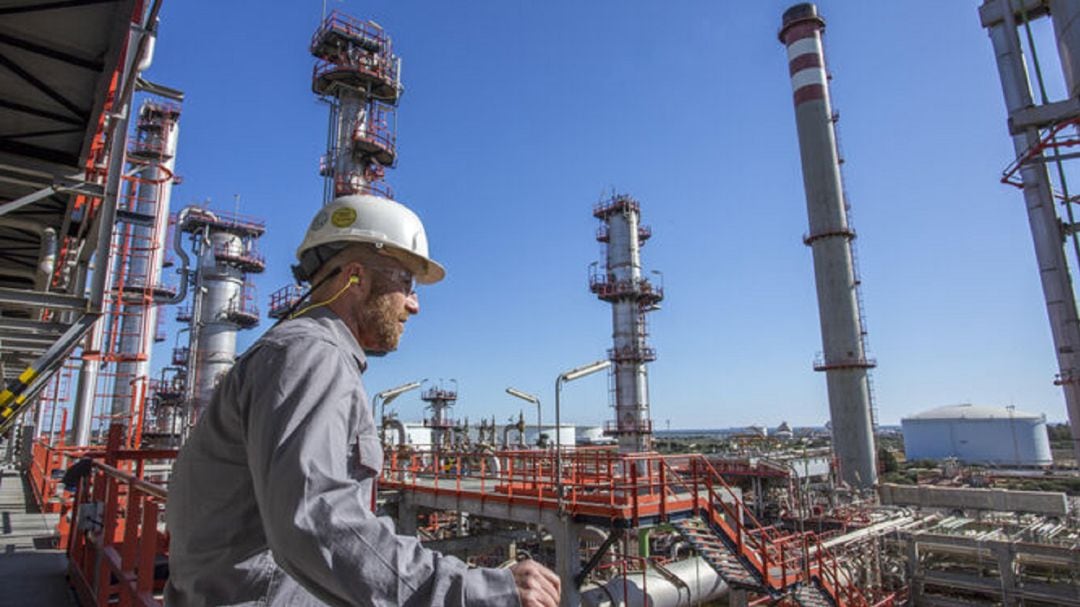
[405,290,419,314]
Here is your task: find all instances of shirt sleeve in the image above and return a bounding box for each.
[241,339,520,607]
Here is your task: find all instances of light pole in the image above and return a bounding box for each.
[505,387,541,446]
[555,359,611,512]
[374,380,422,439]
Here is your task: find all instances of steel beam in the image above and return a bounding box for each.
[0,318,70,333]
[0,30,104,71]
[0,312,98,435]
[0,287,86,311]
[0,173,102,217]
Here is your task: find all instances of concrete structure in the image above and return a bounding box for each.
[590,194,662,453]
[780,3,878,488]
[899,520,1080,606]
[902,403,1053,466]
[879,483,1069,517]
[980,0,1080,464]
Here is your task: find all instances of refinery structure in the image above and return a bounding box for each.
[0,2,1078,607]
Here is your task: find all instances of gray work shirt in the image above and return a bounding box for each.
[165,308,519,606]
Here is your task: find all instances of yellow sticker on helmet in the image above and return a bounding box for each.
[331,207,357,228]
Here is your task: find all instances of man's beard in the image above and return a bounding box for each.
[358,292,403,353]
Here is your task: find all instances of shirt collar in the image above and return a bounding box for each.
[303,307,368,372]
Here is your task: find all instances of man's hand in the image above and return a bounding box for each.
[510,559,561,607]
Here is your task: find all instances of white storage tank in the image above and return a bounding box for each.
[524,425,576,448]
[901,404,1052,466]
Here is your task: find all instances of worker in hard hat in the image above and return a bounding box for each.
[165,195,561,607]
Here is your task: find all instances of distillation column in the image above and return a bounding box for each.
[110,101,180,425]
[176,210,265,430]
[421,385,457,456]
[269,12,403,319]
[310,13,401,201]
[780,4,877,488]
[591,194,663,453]
[981,0,1080,462]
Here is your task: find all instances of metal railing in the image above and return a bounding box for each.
[66,425,176,607]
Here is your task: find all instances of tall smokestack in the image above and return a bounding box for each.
[780,3,877,488]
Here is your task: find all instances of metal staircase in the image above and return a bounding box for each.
[662,457,872,607]
[671,517,762,589]
[794,582,836,607]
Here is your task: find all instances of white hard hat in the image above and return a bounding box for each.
[294,195,445,284]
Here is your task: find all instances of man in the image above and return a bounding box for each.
[166,195,560,606]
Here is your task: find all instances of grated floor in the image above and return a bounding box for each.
[0,467,77,607]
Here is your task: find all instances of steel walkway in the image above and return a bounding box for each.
[0,466,76,607]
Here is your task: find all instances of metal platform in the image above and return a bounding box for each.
[0,467,76,607]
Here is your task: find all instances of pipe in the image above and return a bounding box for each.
[579,557,728,607]
[34,228,57,293]
[161,206,194,305]
[502,424,524,449]
[502,414,526,449]
[382,416,406,447]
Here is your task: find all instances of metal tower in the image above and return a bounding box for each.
[268,11,403,319]
[69,100,182,447]
[421,383,457,454]
[173,207,265,437]
[311,12,401,201]
[590,194,662,453]
[780,4,878,488]
[981,0,1080,463]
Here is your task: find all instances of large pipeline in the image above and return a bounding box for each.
[579,557,728,607]
[382,417,407,447]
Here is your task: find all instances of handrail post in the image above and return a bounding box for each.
[658,459,666,521]
[691,457,699,515]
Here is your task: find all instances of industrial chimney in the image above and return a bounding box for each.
[779,3,878,488]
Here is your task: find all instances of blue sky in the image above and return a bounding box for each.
[145,1,1074,430]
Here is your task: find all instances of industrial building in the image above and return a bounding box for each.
[0,1,1077,607]
[901,403,1054,467]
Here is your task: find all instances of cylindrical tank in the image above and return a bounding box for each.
[779,3,877,488]
[609,205,649,453]
[580,557,728,607]
[901,404,1053,466]
[192,231,245,412]
[523,424,576,447]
